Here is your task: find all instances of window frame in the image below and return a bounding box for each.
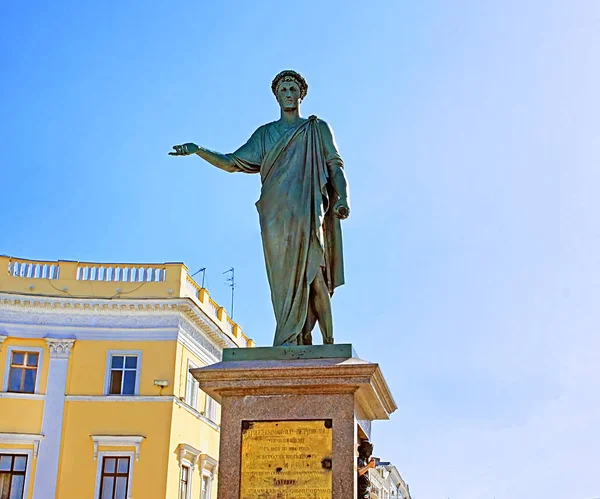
[179,464,190,499]
[94,451,134,499]
[204,395,217,422]
[200,472,212,499]
[103,350,142,396]
[0,449,33,499]
[98,455,131,499]
[185,360,199,409]
[2,346,44,394]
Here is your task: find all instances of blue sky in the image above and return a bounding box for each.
[2,1,599,497]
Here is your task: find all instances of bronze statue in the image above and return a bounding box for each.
[357,440,376,499]
[170,70,350,347]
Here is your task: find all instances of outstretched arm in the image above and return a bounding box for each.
[169,143,238,173]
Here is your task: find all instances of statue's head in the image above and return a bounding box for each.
[272,70,308,111]
[358,440,374,459]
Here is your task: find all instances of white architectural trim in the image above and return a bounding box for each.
[2,346,44,393]
[0,433,44,458]
[177,441,200,499]
[45,338,75,359]
[91,435,145,461]
[173,396,220,431]
[177,332,218,367]
[185,359,200,409]
[0,323,178,341]
[103,350,143,396]
[32,338,74,499]
[0,294,239,350]
[93,450,135,499]
[177,443,200,467]
[176,444,201,499]
[0,448,34,499]
[0,334,6,351]
[198,453,218,499]
[199,453,218,475]
[0,392,45,400]
[67,395,172,402]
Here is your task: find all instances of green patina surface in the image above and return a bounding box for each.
[222,344,356,362]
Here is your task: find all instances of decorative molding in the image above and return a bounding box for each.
[177,443,201,470]
[0,433,44,458]
[199,453,218,475]
[91,435,145,461]
[0,334,6,351]
[178,319,221,363]
[45,338,75,359]
[0,293,241,349]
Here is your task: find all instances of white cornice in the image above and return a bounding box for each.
[91,435,145,461]
[177,443,201,469]
[0,293,235,352]
[0,433,44,458]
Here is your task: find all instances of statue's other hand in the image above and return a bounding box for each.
[333,199,350,220]
[169,143,199,156]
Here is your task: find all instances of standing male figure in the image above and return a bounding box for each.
[357,440,376,499]
[170,70,350,346]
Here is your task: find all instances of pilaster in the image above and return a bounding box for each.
[32,338,75,499]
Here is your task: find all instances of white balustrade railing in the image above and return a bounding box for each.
[184,277,200,298]
[8,261,60,280]
[76,265,167,282]
[226,318,235,334]
[208,299,219,317]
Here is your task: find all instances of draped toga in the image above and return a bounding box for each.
[227,116,345,346]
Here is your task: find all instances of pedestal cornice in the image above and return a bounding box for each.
[192,355,397,421]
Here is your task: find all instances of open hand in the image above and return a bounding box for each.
[169,143,199,156]
[333,198,350,220]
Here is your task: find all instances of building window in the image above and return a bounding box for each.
[8,352,39,393]
[179,465,189,499]
[201,474,211,499]
[204,395,216,421]
[105,351,142,395]
[0,454,27,499]
[2,347,44,394]
[185,363,198,409]
[98,456,130,499]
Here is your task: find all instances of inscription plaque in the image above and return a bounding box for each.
[240,420,333,499]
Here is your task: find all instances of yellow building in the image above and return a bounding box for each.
[0,256,254,499]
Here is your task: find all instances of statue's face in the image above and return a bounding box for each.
[276,79,301,111]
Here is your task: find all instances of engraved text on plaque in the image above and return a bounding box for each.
[240,420,333,499]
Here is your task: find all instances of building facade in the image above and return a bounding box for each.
[0,256,254,499]
[370,462,412,499]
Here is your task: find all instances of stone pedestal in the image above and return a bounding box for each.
[191,344,396,499]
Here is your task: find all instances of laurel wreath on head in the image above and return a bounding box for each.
[271,70,308,100]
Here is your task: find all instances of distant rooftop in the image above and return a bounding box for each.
[0,255,254,348]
